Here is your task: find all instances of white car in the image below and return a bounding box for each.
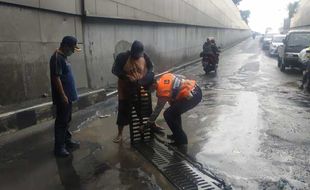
[262,33,274,50]
[269,34,286,56]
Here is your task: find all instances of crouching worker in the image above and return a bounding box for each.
[142,73,202,146]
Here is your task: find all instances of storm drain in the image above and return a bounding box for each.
[129,85,227,189]
[134,141,226,190]
[129,86,153,144]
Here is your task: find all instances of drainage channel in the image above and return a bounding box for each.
[134,141,227,190]
[129,86,228,190]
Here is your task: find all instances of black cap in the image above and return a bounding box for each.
[61,36,81,52]
[130,40,144,59]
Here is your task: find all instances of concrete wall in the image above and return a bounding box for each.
[84,0,248,29]
[0,0,250,106]
[84,20,249,89]
[0,0,82,15]
[0,3,87,105]
[290,0,310,30]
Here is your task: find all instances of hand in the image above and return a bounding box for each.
[127,74,136,82]
[139,122,152,134]
[139,124,146,134]
[62,95,69,104]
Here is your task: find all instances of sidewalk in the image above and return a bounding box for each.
[0,56,204,136]
[0,97,174,190]
[0,57,204,190]
[0,40,245,190]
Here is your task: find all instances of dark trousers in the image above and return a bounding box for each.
[54,102,72,150]
[302,71,310,85]
[117,99,130,126]
[164,86,202,144]
[117,86,152,126]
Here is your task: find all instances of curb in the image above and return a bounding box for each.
[0,90,107,134]
[0,57,201,134]
[0,37,247,135]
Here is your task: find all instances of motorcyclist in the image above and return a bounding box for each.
[210,38,220,64]
[298,46,310,89]
[201,37,217,65]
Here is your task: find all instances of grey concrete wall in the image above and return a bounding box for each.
[84,21,249,89]
[290,0,310,30]
[0,1,250,106]
[0,4,87,105]
[84,0,248,29]
[0,0,82,15]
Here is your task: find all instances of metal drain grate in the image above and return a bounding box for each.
[128,85,227,189]
[129,86,153,144]
[134,141,225,190]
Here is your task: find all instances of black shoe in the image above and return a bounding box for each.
[168,142,187,147]
[167,134,175,140]
[54,147,70,157]
[66,140,80,149]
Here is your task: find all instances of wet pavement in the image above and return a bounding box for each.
[172,38,310,189]
[0,38,309,190]
[0,98,174,190]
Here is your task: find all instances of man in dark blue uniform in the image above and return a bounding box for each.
[49,36,81,157]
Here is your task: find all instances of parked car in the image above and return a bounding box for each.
[278,30,310,71]
[260,34,265,43]
[262,33,275,50]
[269,34,286,56]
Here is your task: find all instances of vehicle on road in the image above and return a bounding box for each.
[201,54,218,74]
[298,47,310,90]
[269,34,286,56]
[301,70,310,91]
[278,30,310,72]
[262,33,275,50]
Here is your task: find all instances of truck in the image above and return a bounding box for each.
[278,30,310,72]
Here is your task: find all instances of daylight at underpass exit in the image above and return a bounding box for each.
[0,0,309,190]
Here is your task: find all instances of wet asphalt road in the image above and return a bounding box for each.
[171,38,310,189]
[0,38,309,190]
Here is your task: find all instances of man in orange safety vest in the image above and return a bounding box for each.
[144,73,202,146]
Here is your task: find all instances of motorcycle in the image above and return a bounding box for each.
[300,70,310,91]
[200,52,218,74]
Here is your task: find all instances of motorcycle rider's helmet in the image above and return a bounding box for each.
[208,37,215,43]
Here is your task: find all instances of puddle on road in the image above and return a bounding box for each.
[184,90,310,189]
[67,117,172,190]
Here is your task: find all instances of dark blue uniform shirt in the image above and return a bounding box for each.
[49,51,78,104]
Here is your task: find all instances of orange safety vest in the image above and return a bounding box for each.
[156,73,196,101]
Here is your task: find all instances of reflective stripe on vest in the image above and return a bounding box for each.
[175,80,196,100]
[171,77,182,100]
[156,73,196,101]
[156,73,175,98]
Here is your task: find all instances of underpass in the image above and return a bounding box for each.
[1,38,309,189]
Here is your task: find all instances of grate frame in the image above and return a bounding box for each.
[128,85,228,190]
[134,141,227,190]
[129,86,154,144]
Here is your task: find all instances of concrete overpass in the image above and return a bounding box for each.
[290,0,310,30]
[0,0,250,106]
